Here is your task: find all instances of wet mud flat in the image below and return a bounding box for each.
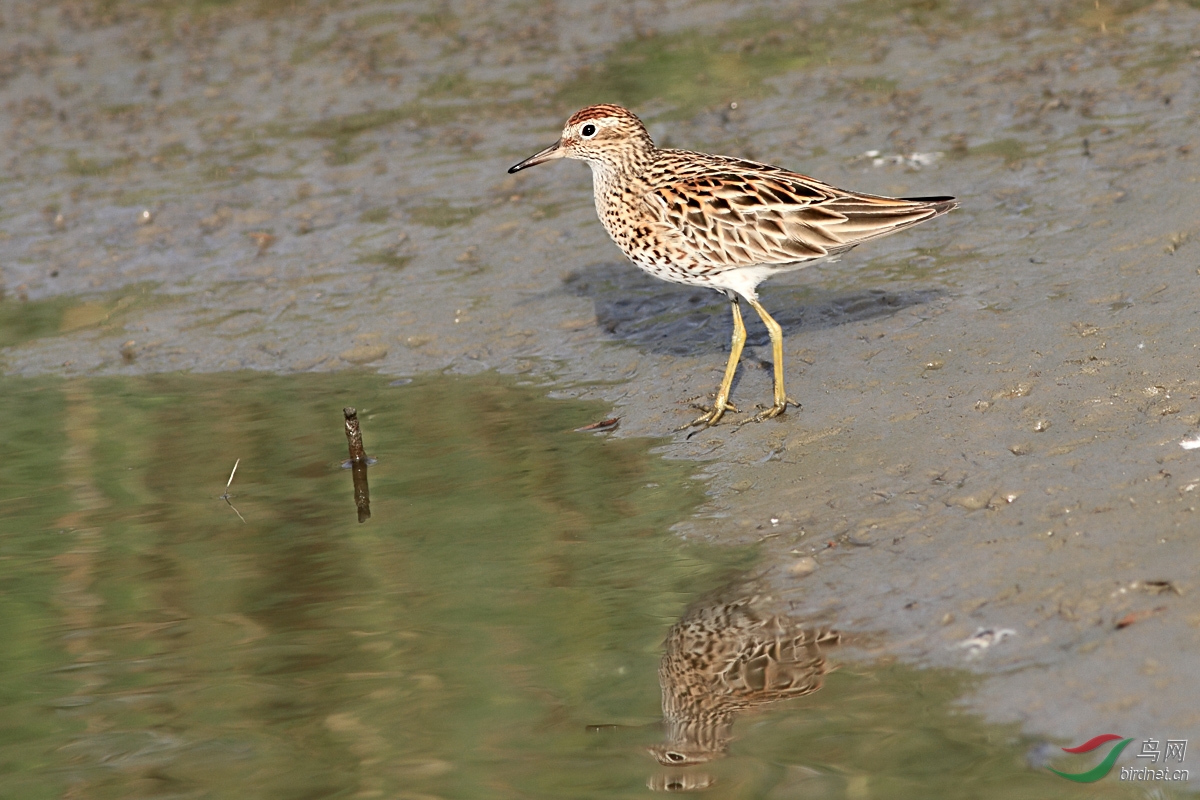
[2,0,1200,775]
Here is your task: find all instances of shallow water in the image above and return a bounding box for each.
[0,372,731,797]
[0,371,1176,798]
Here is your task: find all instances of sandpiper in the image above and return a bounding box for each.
[509,104,956,428]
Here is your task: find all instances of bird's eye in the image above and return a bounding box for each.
[580,123,597,138]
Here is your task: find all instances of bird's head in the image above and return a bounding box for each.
[508,104,655,174]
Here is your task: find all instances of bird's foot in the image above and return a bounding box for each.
[676,401,740,432]
[744,397,800,424]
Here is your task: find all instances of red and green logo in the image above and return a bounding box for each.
[1050,734,1134,783]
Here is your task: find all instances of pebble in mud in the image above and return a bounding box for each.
[340,344,388,364]
[945,493,994,512]
[788,557,818,577]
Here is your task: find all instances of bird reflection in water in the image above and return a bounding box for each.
[648,587,839,791]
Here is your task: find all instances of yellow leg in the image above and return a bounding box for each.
[680,298,746,430]
[746,298,798,421]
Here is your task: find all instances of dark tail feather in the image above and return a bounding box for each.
[904,196,958,216]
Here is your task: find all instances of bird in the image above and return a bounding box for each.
[650,590,839,766]
[508,104,957,428]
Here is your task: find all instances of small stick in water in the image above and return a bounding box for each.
[221,458,246,523]
[343,407,371,523]
[344,407,367,463]
[574,417,620,433]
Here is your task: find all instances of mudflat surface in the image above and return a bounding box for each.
[3,0,1200,753]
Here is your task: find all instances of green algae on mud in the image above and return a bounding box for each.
[558,17,828,117]
[355,248,413,270]
[296,98,519,143]
[76,0,320,26]
[557,0,972,117]
[64,150,138,178]
[406,198,484,229]
[0,284,164,350]
[358,206,393,224]
[970,138,1031,165]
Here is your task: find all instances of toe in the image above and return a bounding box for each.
[753,402,789,422]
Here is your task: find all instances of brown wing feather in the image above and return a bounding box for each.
[644,152,955,269]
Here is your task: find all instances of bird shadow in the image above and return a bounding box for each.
[563,262,944,356]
